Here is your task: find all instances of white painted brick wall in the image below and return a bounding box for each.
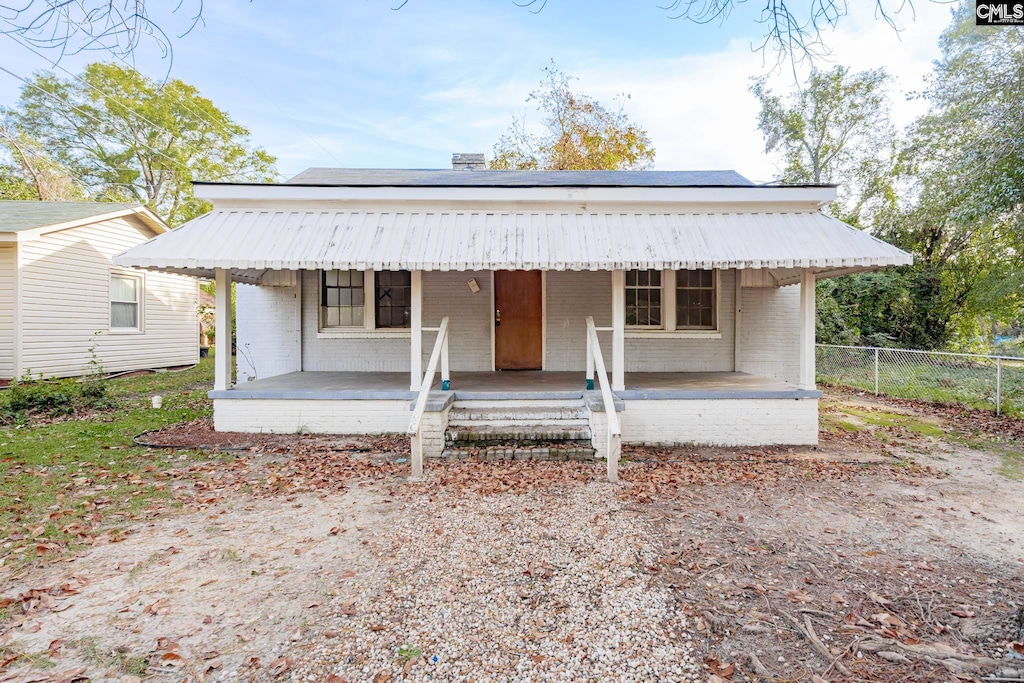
[423,271,492,371]
[546,270,737,372]
[299,270,493,372]
[417,405,450,459]
[737,285,801,385]
[619,398,818,446]
[545,270,612,371]
[214,398,410,433]
[239,268,801,379]
[300,270,410,372]
[235,282,301,382]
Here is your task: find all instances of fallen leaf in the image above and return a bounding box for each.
[143,597,171,615]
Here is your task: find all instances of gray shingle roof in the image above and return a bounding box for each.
[0,200,141,233]
[282,168,756,188]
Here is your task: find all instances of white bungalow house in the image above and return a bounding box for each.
[1,201,199,381]
[114,155,912,480]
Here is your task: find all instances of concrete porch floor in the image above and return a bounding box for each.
[211,371,821,401]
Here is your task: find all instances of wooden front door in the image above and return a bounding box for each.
[494,270,543,370]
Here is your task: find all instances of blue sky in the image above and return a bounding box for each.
[0,0,959,181]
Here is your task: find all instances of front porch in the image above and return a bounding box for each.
[210,370,821,461]
[212,369,818,401]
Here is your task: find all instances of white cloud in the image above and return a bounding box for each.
[558,1,955,180]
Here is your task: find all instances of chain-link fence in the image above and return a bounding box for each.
[816,344,1024,416]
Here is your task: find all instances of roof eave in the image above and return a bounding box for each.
[192,183,839,207]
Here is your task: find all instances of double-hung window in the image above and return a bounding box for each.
[625,268,718,332]
[110,273,142,331]
[320,269,411,331]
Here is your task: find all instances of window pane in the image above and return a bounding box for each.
[352,306,364,327]
[353,288,364,306]
[327,289,339,307]
[700,308,713,327]
[649,270,661,286]
[340,288,351,306]
[111,302,138,328]
[338,307,352,327]
[626,270,637,286]
[326,307,340,327]
[111,276,138,302]
[337,270,350,286]
[376,270,411,328]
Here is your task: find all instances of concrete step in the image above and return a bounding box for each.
[441,445,597,461]
[450,406,588,421]
[445,424,593,446]
[448,417,590,428]
[451,399,585,411]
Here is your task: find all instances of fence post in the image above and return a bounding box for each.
[996,358,1002,416]
[874,348,879,396]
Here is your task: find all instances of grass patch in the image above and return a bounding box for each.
[820,413,864,433]
[0,358,218,568]
[995,450,1024,481]
[836,406,946,438]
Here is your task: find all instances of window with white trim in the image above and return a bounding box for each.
[625,269,662,327]
[320,269,412,330]
[676,269,716,329]
[321,269,365,327]
[110,274,141,330]
[624,268,718,331]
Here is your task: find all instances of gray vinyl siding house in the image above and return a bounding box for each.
[0,201,200,380]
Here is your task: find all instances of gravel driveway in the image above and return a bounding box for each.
[293,484,701,682]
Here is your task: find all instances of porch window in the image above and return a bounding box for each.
[321,269,365,327]
[624,268,718,331]
[375,270,411,328]
[320,269,412,329]
[625,269,662,327]
[676,269,716,329]
[110,273,141,330]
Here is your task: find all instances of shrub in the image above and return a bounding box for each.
[1,373,116,421]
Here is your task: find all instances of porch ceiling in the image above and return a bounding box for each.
[114,210,911,281]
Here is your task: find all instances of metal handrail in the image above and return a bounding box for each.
[586,316,622,482]
[407,316,450,479]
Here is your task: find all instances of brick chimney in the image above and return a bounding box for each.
[452,153,486,170]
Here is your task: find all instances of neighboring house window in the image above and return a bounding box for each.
[625,269,662,327]
[677,269,716,329]
[321,269,365,327]
[110,274,141,330]
[375,270,411,328]
[624,268,718,331]
[320,269,412,330]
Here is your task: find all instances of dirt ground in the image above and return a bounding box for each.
[1,389,1023,682]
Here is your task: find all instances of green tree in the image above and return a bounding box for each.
[881,6,1024,349]
[490,62,655,171]
[2,62,276,225]
[0,126,87,201]
[750,66,898,224]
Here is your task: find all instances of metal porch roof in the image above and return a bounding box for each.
[113,209,912,278]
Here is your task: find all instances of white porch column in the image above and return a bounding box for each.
[733,269,743,371]
[410,269,423,391]
[214,268,232,391]
[799,268,816,390]
[611,269,625,391]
